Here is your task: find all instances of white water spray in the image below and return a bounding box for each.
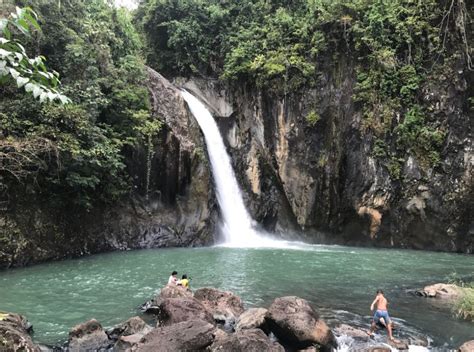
[182,90,282,247]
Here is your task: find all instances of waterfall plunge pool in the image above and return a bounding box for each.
[0,245,473,349]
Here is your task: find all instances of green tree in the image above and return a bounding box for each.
[0,6,69,103]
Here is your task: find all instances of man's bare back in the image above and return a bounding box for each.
[373,294,388,311]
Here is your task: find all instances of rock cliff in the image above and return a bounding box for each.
[0,68,216,269]
[176,57,473,252]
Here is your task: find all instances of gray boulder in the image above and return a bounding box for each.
[67,319,110,352]
[133,319,215,352]
[209,328,284,352]
[265,296,337,351]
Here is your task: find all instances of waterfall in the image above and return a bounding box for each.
[182,90,265,246]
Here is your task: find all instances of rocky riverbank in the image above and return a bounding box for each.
[2,283,473,351]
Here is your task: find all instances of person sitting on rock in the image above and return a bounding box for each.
[168,271,178,285]
[367,289,397,342]
[178,274,190,289]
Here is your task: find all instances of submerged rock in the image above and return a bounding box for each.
[265,296,337,351]
[0,312,40,352]
[132,319,215,352]
[194,287,245,322]
[209,328,284,352]
[154,297,215,326]
[67,319,110,352]
[235,308,269,332]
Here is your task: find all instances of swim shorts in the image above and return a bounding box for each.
[373,309,391,325]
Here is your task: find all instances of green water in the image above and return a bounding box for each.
[0,245,473,348]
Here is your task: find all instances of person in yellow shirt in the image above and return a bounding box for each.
[179,274,190,289]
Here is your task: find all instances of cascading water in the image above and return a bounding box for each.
[181,90,266,246]
[181,90,302,248]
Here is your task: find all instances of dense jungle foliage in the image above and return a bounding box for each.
[1,0,159,211]
[139,0,472,173]
[0,0,472,214]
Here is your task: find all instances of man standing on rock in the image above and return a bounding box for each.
[367,289,396,341]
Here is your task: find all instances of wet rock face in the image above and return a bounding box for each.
[265,296,337,351]
[0,312,40,352]
[0,67,217,269]
[180,59,472,252]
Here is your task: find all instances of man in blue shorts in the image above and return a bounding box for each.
[367,289,395,341]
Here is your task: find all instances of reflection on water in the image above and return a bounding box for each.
[0,245,472,348]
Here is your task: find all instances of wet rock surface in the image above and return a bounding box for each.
[265,296,337,351]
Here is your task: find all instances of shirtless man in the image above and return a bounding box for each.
[368,289,395,341]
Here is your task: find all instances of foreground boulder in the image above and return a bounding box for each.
[235,308,269,332]
[265,296,337,351]
[209,328,284,352]
[194,287,245,322]
[459,340,474,352]
[0,312,39,352]
[133,319,215,351]
[416,283,462,300]
[68,319,110,352]
[155,297,215,326]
